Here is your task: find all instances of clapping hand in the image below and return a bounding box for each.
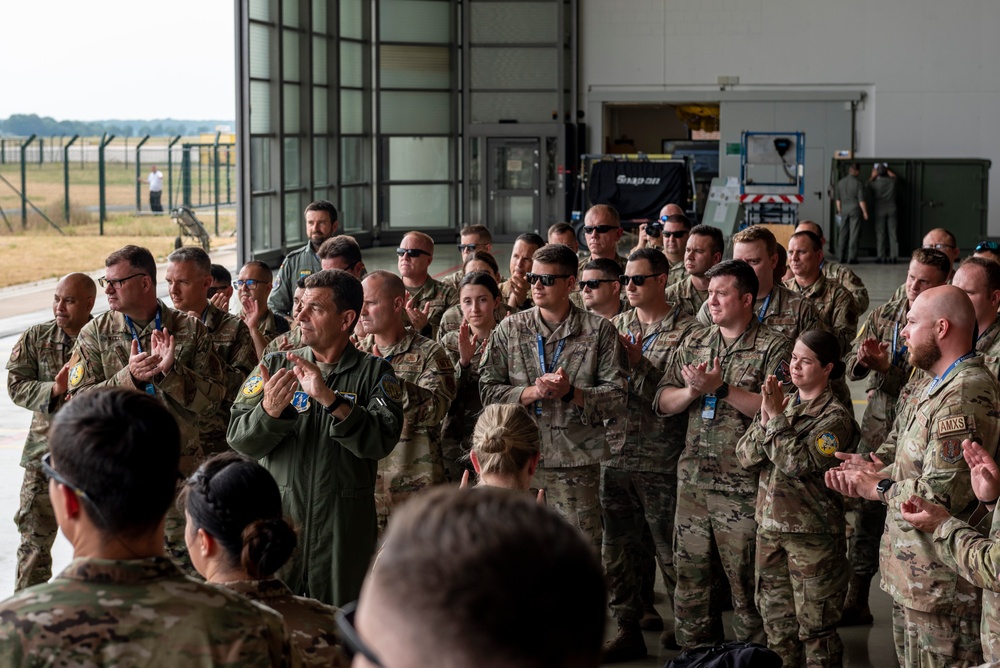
[150,327,176,376]
[405,298,432,332]
[259,364,298,418]
[963,439,1000,504]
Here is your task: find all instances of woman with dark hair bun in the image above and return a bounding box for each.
[182,452,346,667]
[735,329,858,668]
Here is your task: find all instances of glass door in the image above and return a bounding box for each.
[487,138,539,235]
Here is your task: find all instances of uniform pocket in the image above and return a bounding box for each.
[801,565,849,629]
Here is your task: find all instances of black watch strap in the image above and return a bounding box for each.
[715,382,730,400]
[324,392,345,414]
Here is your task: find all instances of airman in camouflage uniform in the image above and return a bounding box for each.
[665,275,707,318]
[221,579,346,667]
[404,275,458,339]
[480,243,628,550]
[828,285,1000,667]
[842,248,951,624]
[500,232,546,313]
[792,220,870,312]
[436,301,509,341]
[269,199,338,319]
[263,278,307,356]
[238,260,291,357]
[397,232,459,340]
[667,225,724,319]
[6,273,95,592]
[655,259,792,650]
[441,224,495,291]
[601,248,698,662]
[0,559,293,666]
[358,271,456,528]
[736,376,859,667]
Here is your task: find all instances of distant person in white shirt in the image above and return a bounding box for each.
[140,165,164,213]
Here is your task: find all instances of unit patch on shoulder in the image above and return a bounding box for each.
[69,363,85,388]
[940,439,963,464]
[816,432,839,457]
[339,392,358,405]
[774,359,792,385]
[298,269,312,279]
[937,415,970,437]
[241,374,264,397]
[379,374,403,403]
[291,391,311,413]
[9,343,20,363]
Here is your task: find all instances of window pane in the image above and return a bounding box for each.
[313,137,330,185]
[470,2,558,43]
[313,87,329,133]
[312,37,327,85]
[249,0,269,22]
[340,0,364,40]
[387,184,451,229]
[250,81,272,133]
[285,191,305,245]
[341,89,365,135]
[340,185,369,233]
[312,0,328,33]
[284,84,301,134]
[251,195,272,253]
[471,47,558,90]
[283,30,300,82]
[387,137,450,181]
[380,91,450,134]
[284,137,300,188]
[340,41,364,89]
[249,24,271,79]
[380,0,450,43]
[283,0,299,27]
[250,137,271,191]
[380,45,449,89]
[341,136,370,184]
[471,91,557,124]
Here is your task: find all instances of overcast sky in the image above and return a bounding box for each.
[2,2,235,121]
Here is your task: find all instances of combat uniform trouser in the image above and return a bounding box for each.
[601,466,677,624]
[756,529,849,668]
[891,602,982,668]
[14,465,58,592]
[536,464,602,551]
[673,483,763,648]
[875,210,900,261]
[838,208,863,263]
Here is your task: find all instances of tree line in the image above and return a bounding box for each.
[0,114,235,138]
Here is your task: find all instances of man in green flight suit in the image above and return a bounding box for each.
[269,200,339,320]
[228,269,404,607]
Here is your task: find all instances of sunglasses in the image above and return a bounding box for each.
[335,601,384,667]
[583,225,618,235]
[456,243,481,253]
[976,241,999,252]
[526,273,572,287]
[619,272,665,286]
[397,248,431,258]
[98,273,146,289]
[234,279,270,289]
[579,278,618,290]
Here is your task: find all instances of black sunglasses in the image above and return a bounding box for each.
[397,248,431,258]
[976,241,999,252]
[579,278,618,290]
[619,272,665,286]
[526,273,572,287]
[583,225,617,235]
[41,453,93,503]
[456,243,480,253]
[335,601,385,667]
[662,230,687,239]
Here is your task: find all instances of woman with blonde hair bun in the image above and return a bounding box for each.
[460,403,543,501]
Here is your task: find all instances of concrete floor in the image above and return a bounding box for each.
[0,241,908,666]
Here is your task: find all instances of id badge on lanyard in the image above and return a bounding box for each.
[701,395,718,420]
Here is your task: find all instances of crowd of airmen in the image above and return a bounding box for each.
[8,196,1000,667]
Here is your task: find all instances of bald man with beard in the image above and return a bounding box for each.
[827,285,1000,667]
[7,273,96,591]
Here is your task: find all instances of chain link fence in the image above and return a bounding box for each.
[0,134,236,238]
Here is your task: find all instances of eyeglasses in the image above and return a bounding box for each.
[583,225,618,235]
[98,273,146,289]
[661,231,687,239]
[923,243,956,251]
[335,601,385,667]
[526,273,572,287]
[976,241,999,252]
[619,272,665,286]
[456,243,481,253]
[579,278,618,290]
[396,248,431,258]
[234,279,270,290]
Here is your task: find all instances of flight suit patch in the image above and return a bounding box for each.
[379,374,403,403]
[241,374,264,397]
[291,391,310,413]
[69,362,85,388]
[940,439,963,464]
[816,432,839,457]
[774,359,792,385]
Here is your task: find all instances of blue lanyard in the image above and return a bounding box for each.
[756,292,772,323]
[641,332,660,353]
[535,334,567,416]
[124,307,162,395]
[927,351,976,395]
[891,302,908,367]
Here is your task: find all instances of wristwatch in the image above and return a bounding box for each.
[715,382,730,400]
[323,391,346,415]
[876,478,894,505]
[561,385,576,403]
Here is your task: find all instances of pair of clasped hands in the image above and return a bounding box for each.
[128,330,177,385]
[825,438,999,534]
[257,353,336,419]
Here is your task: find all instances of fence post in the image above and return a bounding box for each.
[20,135,36,229]
[167,135,182,211]
[225,145,232,204]
[38,138,44,165]
[213,131,221,234]
[134,135,151,211]
[63,135,80,223]
[98,133,116,234]
[181,144,192,208]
